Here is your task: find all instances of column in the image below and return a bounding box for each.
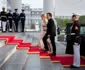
[0,0,7,11]
[10,0,22,13]
[43,0,58,42]
[43,0,55,16]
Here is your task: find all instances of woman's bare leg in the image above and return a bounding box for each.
[37,40,45,50]
[47,40,52,53]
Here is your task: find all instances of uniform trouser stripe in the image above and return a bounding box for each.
[1,21,7,31]
[73,44,80,67]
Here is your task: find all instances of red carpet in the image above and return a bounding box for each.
[0,36,15,39]
[50,56,60,63]
[40,50,50,58]
[57,56,85,68]
[0,36,15,43]
[28,46,40,54]
[19,42,31,45]
[0,36,23,44]
[0,35,31,49]
[7,39,23,44]
[17,42,31,49]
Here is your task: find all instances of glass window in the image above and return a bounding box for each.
[80,26,85,34]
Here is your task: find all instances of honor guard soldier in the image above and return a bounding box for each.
[7,10,13,32]
[19,9,26,32]
[70,14,81,68]
[13,9,19,32]
[0,7,7,32]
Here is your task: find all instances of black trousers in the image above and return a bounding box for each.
[9,20,12,29]
[21,21,25,32]
[14,21,18,32]
[43,34,56,54]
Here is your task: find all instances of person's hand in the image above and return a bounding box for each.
[7,20,9,23]
[12,21,14,23]
[48,35,50,38]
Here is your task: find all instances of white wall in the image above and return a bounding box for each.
[0,0,7,11]
[10,0,22,13]
[55,0,85,16]
[43,0,55,16]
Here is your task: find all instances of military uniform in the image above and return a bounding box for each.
[0,11,7,32]
[71,21,81,67]
[13,12,19,32]
[19,12,26,32]
[7,12,13,32]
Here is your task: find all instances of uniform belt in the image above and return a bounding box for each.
[8,17,12,18]
[70,33,75,35]
[21,17,25,18]
[13,17,18,18]
[1,16,6,18]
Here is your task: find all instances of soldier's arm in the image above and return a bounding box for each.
[0,12,1,20]
[6,13,8,20]
[74,23,80,36]
[24,14,26,20]
[13,13,15,20]
[19,14,20,20]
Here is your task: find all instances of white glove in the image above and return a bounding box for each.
[7,20,9,23]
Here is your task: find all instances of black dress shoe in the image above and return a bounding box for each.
[21,30,24,32]
[43,49,49,52]
[9,31,12,32]
[21,31,24,32]
[15,31,18,32]
[70,65,80,68]
[2,31,6,33]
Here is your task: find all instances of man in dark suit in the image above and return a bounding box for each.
[19,9,26,32]
[13,9,19,32]
[43,13,56,56]
[7,10,13,32]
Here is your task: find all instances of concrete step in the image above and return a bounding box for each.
[0,33,21,37]
[53,63,85,70]
[15,33,26,39]
[25,35,33,43]
[0,50,28,70]
[0,33,26,47]
[40,59,55,70]
[0,33,27,49]
[23,55,55,70]
[0,40,6,48]
[53,63,64,70]
[20,34,28,42]
[22,54,40,70]
[0,45,17,67]
[32,37,38,46]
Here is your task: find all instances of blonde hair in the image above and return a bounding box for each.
[41,14,46,18]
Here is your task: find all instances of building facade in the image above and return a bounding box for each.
[0,0,44,31]
[7,1,43,31]
[22,4,43,31]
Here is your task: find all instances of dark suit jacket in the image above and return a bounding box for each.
[13,12,19,22]
[7,12,13,21]
[47,18,56,36]
[71,21,81,44]
[0,11,7,21]
[19,13,26,21]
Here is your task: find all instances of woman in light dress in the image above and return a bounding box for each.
[37,14,52,53]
